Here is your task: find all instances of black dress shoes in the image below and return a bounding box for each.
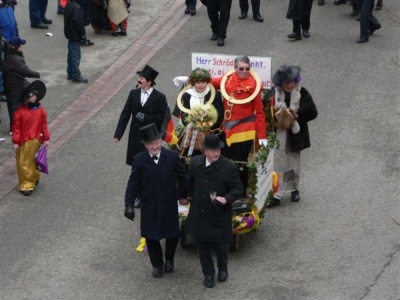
[204,275,215,288]
[31,23,49,29]
[152,267,163,278]
[43,17,53,25]
[72,77,89,83]
[266,197,280,208]
[287,33,302,40]
[369,24,381,35]
[217,38,225,47]
[253,14,264,22]
[302,30,310,38]
[217,270,228,282]
[164,260,174,273]
[20,190,33,196]
[334,0,347,4]
[190,9,196,16]
[238,12,247,19]
[134,197,141,208]
[291,190,300,202]
[356,38,368,43]
[184,8,190,14]
[210,33,218,41]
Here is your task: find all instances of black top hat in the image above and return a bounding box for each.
[201,134,224,150]
[272,65,301,86]
[136,65,159,83]
[140,123,161,143]
[20,80,46,102]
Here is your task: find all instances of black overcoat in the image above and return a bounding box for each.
[186,155,243,243]
[114,88,168,166]
[125,147,188,240]
[286,0,313,20]
[287,87,318,152]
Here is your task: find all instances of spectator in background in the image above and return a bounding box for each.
[238,0,264,22]
[206,0,232,47]
[108,0,130,36]
[286,0,313,40]
[64,0,92,83]
[3,37,40,131]
[0,0,18,41]
[184,0,197,16]
[357,0,381,43]
[29,0,52,29]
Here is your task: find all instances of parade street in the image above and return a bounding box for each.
[0,0,399,299]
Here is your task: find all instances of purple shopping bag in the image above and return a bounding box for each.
[35,146,49,174]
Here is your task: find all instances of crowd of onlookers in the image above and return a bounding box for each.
[0,0,131,126]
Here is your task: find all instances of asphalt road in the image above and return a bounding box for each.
[0,0,399,299]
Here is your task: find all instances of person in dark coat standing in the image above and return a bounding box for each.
[2,37,40,131]
[64,0,91,83]
[286,0,313,40]
[206,0,232,47]
[356,0,381,43]
[123,123,188,279]
[266,65,318,208]
[186,134,243,288]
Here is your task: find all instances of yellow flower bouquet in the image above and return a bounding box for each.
[185,104,218,132]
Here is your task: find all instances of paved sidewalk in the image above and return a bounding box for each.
[0,0,191,199]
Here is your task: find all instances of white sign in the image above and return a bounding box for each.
[191,52,272,89]
[255,149,274,211]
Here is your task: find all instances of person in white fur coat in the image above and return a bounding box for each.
[267,65,318,208]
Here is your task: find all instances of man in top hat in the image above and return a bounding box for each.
[114,65,168,207]
[3,36,41,131]
[186,134,243,288]
[124,123,188,279]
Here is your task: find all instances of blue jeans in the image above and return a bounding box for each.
[29,0,48,25]
[67,41,81,80]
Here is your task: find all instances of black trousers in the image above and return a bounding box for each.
[146,237,179,268]
[239,0,260,16]
[207,0,232,39]
[359,0,380,40]
[197,241,229,276]
[221,140,252,196]
[291,0,313,34]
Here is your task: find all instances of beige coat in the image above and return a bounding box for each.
[107,0,129,25]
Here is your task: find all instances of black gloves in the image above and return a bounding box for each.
[135,112,145,122]
[124,205,135,221]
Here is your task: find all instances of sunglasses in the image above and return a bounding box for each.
[238,67,250,71]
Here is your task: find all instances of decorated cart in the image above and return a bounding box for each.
[175,53,278,251]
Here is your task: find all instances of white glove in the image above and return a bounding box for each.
[292,121,300,134]
[173,76,189,87]
[259,139,268,147]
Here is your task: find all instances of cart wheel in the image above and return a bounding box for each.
[230,233,240,252]
[180,222,188,248]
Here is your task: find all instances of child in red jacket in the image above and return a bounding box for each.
[12,80,50,196]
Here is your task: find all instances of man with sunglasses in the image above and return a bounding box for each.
[210,55,267,196]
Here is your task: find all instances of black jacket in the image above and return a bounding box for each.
[64,0,86,41]
[114,88,168,166]
[3,47,40,99]
[186,155,243,243]
[286,0,313,21]
[287,87,318,152]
